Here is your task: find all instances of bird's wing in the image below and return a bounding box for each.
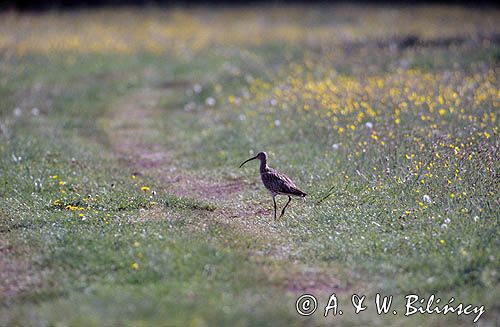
[262,169,306,196]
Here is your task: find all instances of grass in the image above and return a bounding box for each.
[1,4,499,326]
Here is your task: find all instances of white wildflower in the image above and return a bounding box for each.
[193,83,202,93]
[205,97,216,107]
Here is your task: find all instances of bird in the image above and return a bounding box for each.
[239,151,307,220]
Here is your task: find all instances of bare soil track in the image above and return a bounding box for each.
[105,87,277,237]
[104,86,351,296]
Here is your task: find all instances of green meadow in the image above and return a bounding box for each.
[0,5,499,326]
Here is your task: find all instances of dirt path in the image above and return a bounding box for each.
[105,87,279,238]
[104,86,351,295]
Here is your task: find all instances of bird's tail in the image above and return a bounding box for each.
[290,187,307,197]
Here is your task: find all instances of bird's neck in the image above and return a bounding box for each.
[259,159,269,173]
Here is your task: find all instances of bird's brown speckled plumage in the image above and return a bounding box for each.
[261,168,306,197]
[239,151,306,220]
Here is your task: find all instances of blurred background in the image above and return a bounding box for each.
[3,0,499,11]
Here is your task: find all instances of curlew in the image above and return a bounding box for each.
[239,151,307,220]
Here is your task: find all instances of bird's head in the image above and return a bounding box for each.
[239,151,267,168]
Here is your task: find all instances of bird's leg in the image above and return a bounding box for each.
[273,195,277,221]
[280,195,292,219]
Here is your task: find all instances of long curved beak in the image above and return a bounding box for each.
[239,155,258,168]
